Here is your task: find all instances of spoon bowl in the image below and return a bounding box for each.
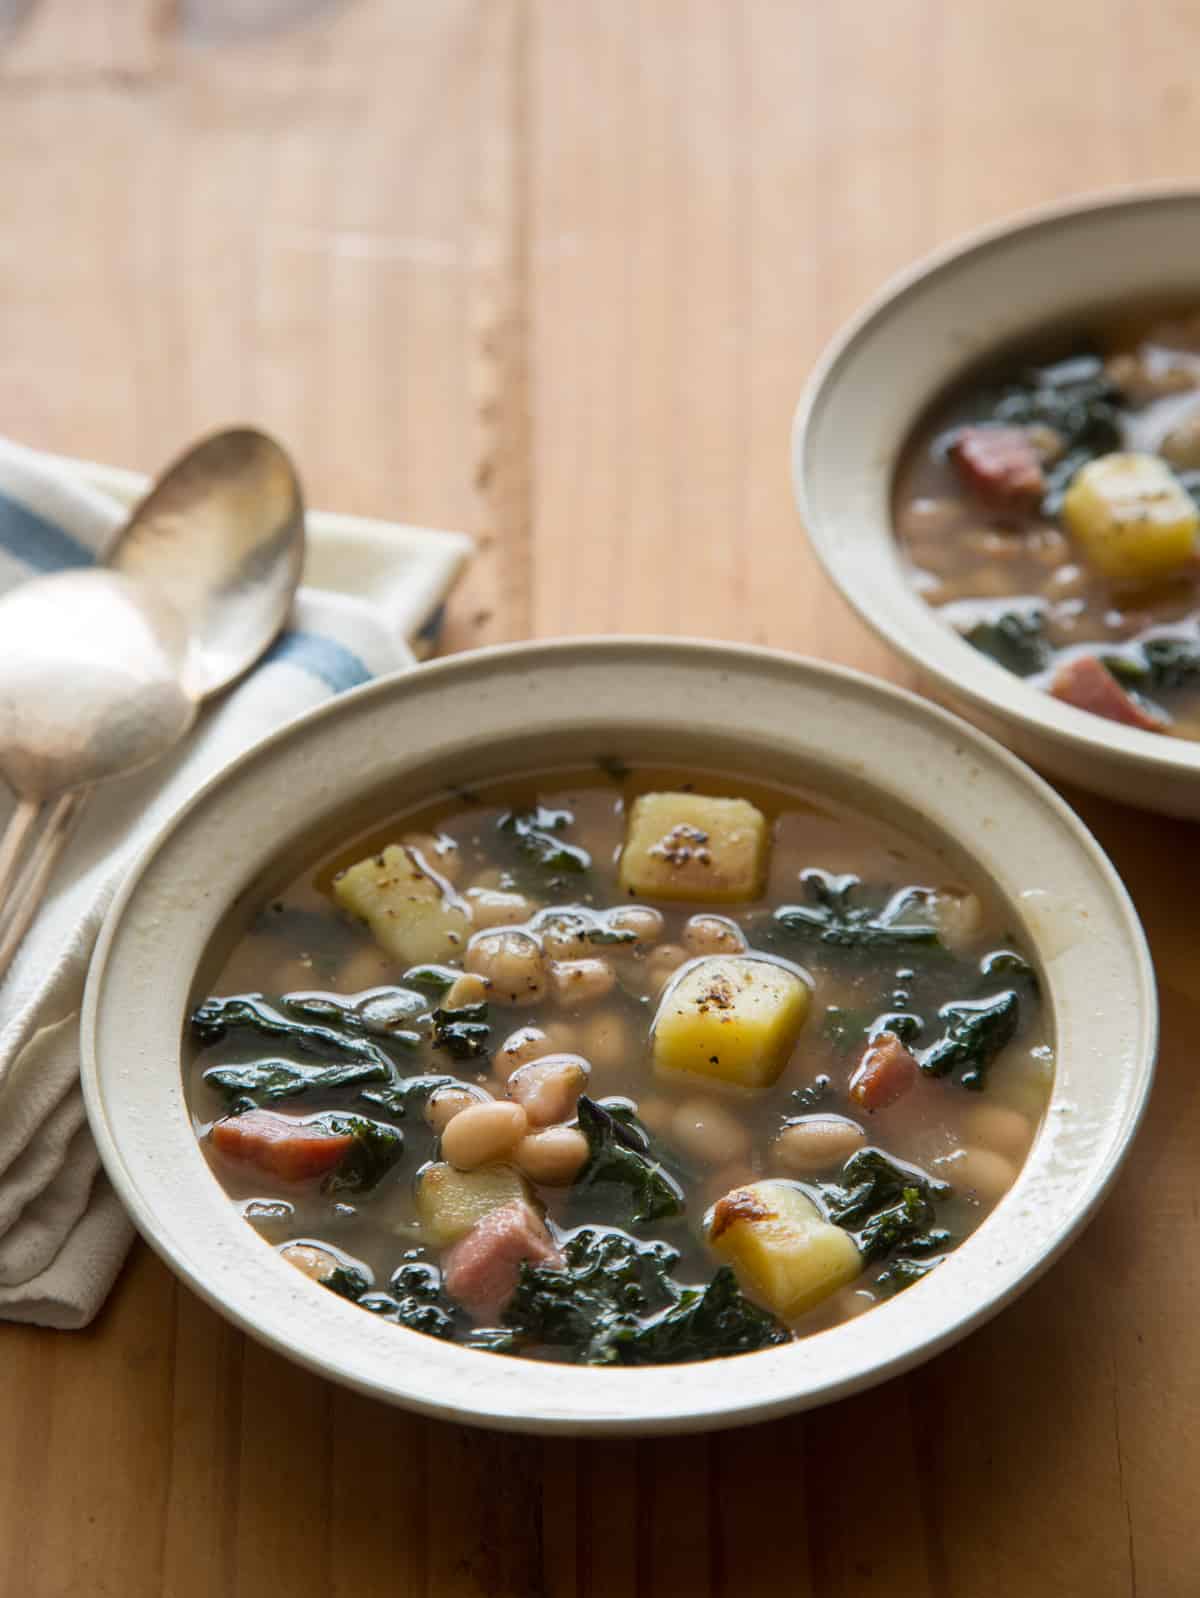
[0,568,194,799]
[111,427,305,699]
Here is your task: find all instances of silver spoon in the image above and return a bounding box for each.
[0,427,304,977]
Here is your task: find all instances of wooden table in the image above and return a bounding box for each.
[1,3,1195,1593]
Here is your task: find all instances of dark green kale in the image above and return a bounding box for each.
[191,993,405,1064]
[571,1096,685,1226]
[1103,633,1200,697]
[320,1114,404,1195]
[336,1261,462,1340]
[918,989,1020,1090]
[321,1263,372,1301]
[203,1055,391,1106]
[431,1002,491,1061]
[402,964,460,996]
[980,948,1039,993]
[195,989,444,1113]
[962,607,1051,678]
[819,1147,952,1263]
[497,805,592,891]
[357,1072,459,1117]
[987,351,1123,515]
[387,1261,460,1339]
[504,1226,787,1365]
[604,1266,789,1364]
[353,987,430,1033]
[875,1255,945,1297]
[771,873,942,955]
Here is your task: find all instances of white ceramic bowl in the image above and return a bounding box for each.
[794,185,1200,818]
[82,639,1155,1434]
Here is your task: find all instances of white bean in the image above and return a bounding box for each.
[962,1104,1033,1163]
[507,1055,590,1127]
[938,1145,1017,1204]
[467,887,533,930]
[466,929,547,1006]
[493,1025,556,1082]
[280,1243,338,1282]
[670,1097,751,1165]
[682,914,746,956]
[772,1114,866,1174]
[607,905,664,945]
[441,1100,528,1170]
[515,1126,590,1186]
[425,1083,491,1134]
[550,957,616,1006]
[578,1011,631,1072]
[443,972,489,1009]
[645,943,688,993]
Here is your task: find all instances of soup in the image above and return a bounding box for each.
[893,307,1200,738]
[187,766,1051,1366]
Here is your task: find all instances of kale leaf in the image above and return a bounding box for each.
[980,948,1039,993]
[604,1266,789,1365]
[771,873,942,954]
[875,1255,946,1297]
[322,1263,372,1302]
[191,993,402,1065]
[328,1260,461,1340]
[918,989,1020,1090]
[320,1114,404,1195]
[1103,633,1200,697]
[203,1055,390,1105]
[819,1147,952,1264]
[987,352,1123,516]
[571,1096,685,1226]
[431,1002,491,1061]
[402,964,460,997]
[195,989,456,1113]
[497,805,592,890]
[504,1226,787,1365]
[963,607,1051,678]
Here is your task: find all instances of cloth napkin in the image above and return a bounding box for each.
[0,436,471,1329]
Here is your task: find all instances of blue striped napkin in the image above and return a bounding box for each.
[0,436,471,1327]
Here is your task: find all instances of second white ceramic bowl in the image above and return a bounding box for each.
[794,186,1200,817]
[82,639,1155,1433]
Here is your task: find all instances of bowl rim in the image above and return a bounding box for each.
[81,636,1157,1434]
[792,181,1200,785]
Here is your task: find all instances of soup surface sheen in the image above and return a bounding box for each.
[894,307,1200,738]
[188,766,1051,1366]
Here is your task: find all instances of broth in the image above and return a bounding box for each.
[894,305,1200,738]
[187,765,1052,1365]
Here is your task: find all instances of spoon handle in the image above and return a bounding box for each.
[0,798,41,907]
[0,791,87,984]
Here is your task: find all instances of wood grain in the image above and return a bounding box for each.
[2,1,1198,1594]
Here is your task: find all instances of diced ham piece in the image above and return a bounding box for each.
[1049,655,1166,733]
[210,1109,355,1182]
[443,1201,564,1324]
[849,1031,919,1112]
[950,426,1045,504]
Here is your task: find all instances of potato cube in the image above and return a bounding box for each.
[708,1179,861,1317]
[1062,452,1199,582]
[415,1162,530,1245]
[333,844,470,966]
[651,955,809,1088]
[618,793,768,903]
